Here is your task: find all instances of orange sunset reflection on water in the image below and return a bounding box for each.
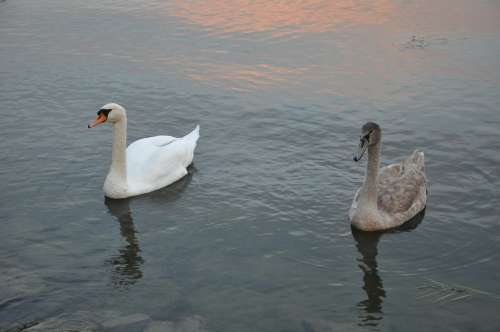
[144,0,500,95]
[164,0,398,92]
[173,0,396,37]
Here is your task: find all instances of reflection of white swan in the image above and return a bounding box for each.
[105,197,143,287]
[349,122,427,231]
[88,103,200,199]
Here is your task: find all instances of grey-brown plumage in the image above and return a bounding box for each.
[349,123,427,231]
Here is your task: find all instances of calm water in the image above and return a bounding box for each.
[1,0,500,331]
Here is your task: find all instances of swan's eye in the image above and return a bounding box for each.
[97,109,112,117]
[362,133,370,142]
[366,130,374,141]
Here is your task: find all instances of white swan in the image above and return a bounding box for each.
[349,122,427,231]
[88,103,200,199]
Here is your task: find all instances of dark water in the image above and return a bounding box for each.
[1,0,500,331]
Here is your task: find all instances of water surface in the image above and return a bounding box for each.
[1,0,500,331]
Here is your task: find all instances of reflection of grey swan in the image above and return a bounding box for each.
[352,210,425,327]
[349,122,427,231]
[352,229,385,327]
[105,197,143,287]
[88,103,200,199]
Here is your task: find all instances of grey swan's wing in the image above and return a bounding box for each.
[377,150,427,215]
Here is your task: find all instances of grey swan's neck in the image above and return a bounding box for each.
[360,142,380,207]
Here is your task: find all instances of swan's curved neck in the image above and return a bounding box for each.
[109,118,127,181]
[361,141,380,205]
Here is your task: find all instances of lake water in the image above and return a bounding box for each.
[1,0,500,331]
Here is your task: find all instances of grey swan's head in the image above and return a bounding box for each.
[354,122,381,162]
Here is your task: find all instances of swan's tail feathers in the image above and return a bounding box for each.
[183,125,200,144]
[406,149,425,172]
[179,125,200,169]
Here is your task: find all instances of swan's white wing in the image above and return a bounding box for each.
[128,135,177,152]
[126,135,176,180]
[126,126,200,195]
[377,150,426,215]
[137,135,177,147]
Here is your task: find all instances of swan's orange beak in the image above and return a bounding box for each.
[88,113,107,128]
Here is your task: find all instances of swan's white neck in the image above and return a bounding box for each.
[110,119,127,179]
[360,141,380,207]
[103,117,128,197]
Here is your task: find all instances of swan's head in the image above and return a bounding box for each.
[88,103,126,128]
[354,122,381,162]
